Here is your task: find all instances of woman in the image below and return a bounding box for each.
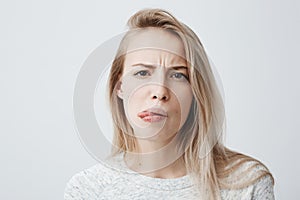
[65,9,275,199]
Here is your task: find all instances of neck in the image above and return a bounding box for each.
[124,137,187,179]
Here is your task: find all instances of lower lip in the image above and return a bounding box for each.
[141,115,167,122]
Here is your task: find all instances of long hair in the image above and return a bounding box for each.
[108,8,274,199]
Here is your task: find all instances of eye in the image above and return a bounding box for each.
[171,72,188,80]
[134,70,151,77]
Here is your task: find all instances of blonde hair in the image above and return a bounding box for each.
[108,8,274,199]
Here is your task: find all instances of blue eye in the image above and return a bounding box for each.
[171,72,188,80]
[134,70,150,77]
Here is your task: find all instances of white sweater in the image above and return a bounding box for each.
[64,154,275,200]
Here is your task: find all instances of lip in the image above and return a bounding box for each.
[138,107,167,122]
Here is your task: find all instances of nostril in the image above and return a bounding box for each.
[152,95,168,101]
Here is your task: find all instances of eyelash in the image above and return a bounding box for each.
[170,72,188,80]
[133,70,188,80]
[134,70,150,77]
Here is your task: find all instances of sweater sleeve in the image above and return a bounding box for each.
[252,175,275,200]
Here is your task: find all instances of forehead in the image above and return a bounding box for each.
[124,49,187,68]
[125,28,186,59]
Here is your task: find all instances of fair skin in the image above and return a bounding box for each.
[117,28,193,178]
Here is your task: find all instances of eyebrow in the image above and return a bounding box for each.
[131,63,187,70]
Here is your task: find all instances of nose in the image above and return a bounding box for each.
[151,85,169,101]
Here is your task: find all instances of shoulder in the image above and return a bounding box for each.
[64,161,120,200]
[251,174,275,199]
[220,174,275,200]
[219,150,275,199]
[220,149,274,185]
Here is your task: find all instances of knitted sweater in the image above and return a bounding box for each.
[64,154,275,200]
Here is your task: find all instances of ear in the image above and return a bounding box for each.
[116,81,124,99]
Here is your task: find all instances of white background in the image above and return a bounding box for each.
[1,0,299,199]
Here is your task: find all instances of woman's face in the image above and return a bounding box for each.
[117,29,193,143]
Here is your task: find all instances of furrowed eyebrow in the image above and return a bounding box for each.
[171,66,188,71]
[131,63,156,69]
[131,63,187,70]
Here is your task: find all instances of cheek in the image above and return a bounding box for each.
[121,74,145,106]
[122,86,149,127]
[127,89,145,114]
[171,87,193,125]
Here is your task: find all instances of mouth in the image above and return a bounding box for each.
[138,108,167,123]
